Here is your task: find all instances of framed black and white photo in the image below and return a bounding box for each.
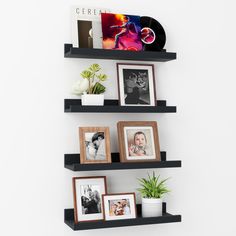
[102,193,137,221]
[73,176,107,223]
[79,127,111,164]
[117,63,156,106]
[117,121,161,163]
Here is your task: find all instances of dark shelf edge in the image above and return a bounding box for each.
[64,152,181,172]
[64,44,177,62]
[64,99,177,113]
[64,106,177,113]
[64,207,181,231]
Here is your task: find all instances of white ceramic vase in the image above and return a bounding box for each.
[81,94,104,106]
[141,197,163,217]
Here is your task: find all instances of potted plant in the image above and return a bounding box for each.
[137,172,170,217]
[72,64,107,105]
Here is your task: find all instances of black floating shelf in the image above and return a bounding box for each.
[64,99,176,113]
[64,44,176,62]
[64,152,181,172]
[64,203,181,231]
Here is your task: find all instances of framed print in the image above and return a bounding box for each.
[73,176,107,223]
[117,63,156,106]
[79,127,111,164]
[117,121,161,162]
[102,193,137,221]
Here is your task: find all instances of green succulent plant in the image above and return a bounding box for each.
[80,64,107,94]
[137,172,170,199]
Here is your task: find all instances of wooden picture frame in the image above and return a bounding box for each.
[117,121,161,163]
[79,127,111,164]
[116,63,157,106]
[102,193,137,221]
[72,176,107,223]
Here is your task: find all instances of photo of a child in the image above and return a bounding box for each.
[128,131,147,156]
[117,121,161,162]
[123,126,158,161]
[126,128,154,158]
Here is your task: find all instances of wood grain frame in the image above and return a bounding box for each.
[117,121,161,163]
[102,192,137,221]
[72,176,107,223]
[79,127,111,164]
[116,63,157,106]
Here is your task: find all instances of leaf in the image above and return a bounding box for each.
[97,74,107,81]
[91,82,106,94]
[81,70,92,79]
[137,172,170,198]
[89,64,101,73]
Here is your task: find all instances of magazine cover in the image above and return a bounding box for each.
[101,13,143,51]
[71,6,110,48]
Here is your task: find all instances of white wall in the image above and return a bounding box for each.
[1,0,236,235]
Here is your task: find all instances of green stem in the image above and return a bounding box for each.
[92,82,97,94]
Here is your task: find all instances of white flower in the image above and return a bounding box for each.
[72,79,89,95]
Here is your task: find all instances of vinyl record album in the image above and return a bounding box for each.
[140,16,166,51]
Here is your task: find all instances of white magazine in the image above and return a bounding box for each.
[71,6,110,48]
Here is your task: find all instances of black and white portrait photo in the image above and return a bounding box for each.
[117,64,156,106]
[73,176,107,223]
[85,132,106,160]
[80,185,101,214]
[79,127,111,164]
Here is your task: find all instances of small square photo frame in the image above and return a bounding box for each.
[79,127,111,164]
[117,63,156,106]
[73,176,107,223]
[102,193,137,221]
[117,121,161,163]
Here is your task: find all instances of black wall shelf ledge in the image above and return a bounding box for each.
[64,99,177,113]
[64,152,181,172]
[64,44,176,62]
[64,204,181,231]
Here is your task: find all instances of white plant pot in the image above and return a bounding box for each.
[141,197,163,217]
[81,94,104,106]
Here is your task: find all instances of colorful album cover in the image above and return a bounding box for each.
[101,13,143,51]
[71,6,110,48]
